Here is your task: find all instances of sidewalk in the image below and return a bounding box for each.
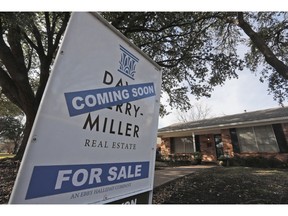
[153,164,216,188]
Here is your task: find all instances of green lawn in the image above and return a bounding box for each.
[0,153,15,159]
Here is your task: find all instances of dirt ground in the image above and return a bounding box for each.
[0,159,19,204]
[1,158,288,204]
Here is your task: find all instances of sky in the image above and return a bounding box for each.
[3,0,288,11]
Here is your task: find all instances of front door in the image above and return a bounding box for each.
[214,134,223,158]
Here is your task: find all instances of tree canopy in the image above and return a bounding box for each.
[0,93,23,117]
[102,12,288,110]
[0,12,288,159]
[0,115,24,154]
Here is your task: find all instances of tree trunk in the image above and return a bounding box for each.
[14,110,36,160]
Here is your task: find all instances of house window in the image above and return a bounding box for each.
[255,125,279,152]
[236,125,279,153]
[272,124,288,153]
[237,127,258,152]
[171,137,194,154]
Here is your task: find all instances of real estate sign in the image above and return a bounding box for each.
[9,12,162,204]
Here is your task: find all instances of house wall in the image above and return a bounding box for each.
[159,121,288,162]
[159,137,171,159]
[221,129,234,157]
[199,134,217,162]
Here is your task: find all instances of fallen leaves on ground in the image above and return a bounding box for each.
[0,159,19,204]
[152,166,288,204]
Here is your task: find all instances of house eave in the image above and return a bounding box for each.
[158,116,288,138]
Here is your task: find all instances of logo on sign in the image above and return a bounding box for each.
[118,45,139,80]
[64,45,155,118]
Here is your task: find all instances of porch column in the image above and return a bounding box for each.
[192,132,196,152]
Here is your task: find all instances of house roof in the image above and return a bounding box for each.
[158,106,288,136]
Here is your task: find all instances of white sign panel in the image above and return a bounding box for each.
[9,12,161,204]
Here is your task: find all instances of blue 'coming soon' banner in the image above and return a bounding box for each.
[64,82,155,117]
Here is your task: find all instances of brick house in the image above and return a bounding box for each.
[157,106,288,162]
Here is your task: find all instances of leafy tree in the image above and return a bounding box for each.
[102,12,288,107]
[0,116,24,154]
[102,12,244,114]
[214,12,288,103]
[0,91,23,117]
[0,91,24,154]
[0,12,70,159]
[1,12,288,160]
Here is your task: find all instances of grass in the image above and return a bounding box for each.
[0,153,15,159]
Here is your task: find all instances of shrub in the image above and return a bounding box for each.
[229,154,288,169]
[160,152,202,166]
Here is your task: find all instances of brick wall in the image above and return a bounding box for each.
[159,138,171,159]
[199,134,217,161]
[221,129,234,157]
